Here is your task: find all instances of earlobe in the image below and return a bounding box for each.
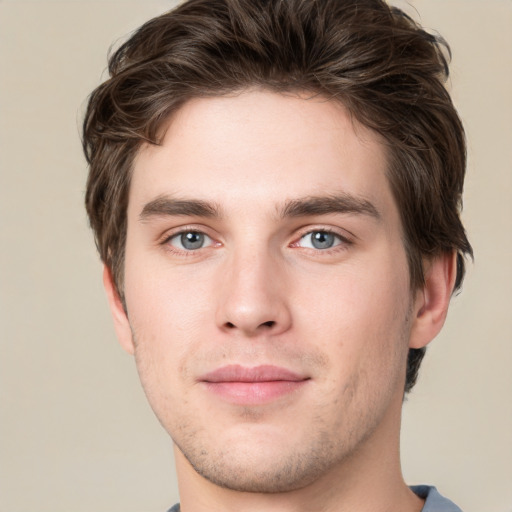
[409,252,457,349]
[102,265,135,355]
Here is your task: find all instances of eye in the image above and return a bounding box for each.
[168,231,213,251]
[298,230,344,250]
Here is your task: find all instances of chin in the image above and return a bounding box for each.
[173,424,353,494]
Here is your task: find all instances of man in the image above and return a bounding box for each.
[83,0,472,510]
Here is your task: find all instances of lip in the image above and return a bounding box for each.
[199,364,310,405]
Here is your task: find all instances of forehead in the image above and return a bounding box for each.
[129,90,393,217]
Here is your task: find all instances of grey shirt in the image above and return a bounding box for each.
[411,485,463,512]
[167,485,462,511]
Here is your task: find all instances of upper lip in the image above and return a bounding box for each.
[200,364,308,383]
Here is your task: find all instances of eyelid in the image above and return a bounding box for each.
[293,225,354,242]
[290,226,354,251]
[157,224,353,253]
[159,225,221,251]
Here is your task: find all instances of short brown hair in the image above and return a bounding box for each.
[83,0,472,393]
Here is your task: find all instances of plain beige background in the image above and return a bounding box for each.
[0,0,511,511]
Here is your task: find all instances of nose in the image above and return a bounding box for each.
[215,247,292,337]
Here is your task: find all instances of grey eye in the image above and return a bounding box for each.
[170,231,212,250]
[299,231,341,250]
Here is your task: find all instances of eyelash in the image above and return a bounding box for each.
[160,226,218,255]
[291,228,353,253]
[160,226,353,256]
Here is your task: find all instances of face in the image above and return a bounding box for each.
[115,90,422,492]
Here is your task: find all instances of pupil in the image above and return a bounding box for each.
[312,231,334,249]
[181,232,204,250]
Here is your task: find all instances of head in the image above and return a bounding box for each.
[83,0,472,493]
[84,0,472,395]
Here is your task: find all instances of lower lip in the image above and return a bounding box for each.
[203,380,307,405]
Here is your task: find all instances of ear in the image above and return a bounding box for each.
[102,265,135,355]
[409,252,457,349]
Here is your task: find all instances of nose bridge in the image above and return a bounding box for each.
[215,242,291,336]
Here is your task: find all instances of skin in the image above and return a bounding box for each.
[104,90,456,512]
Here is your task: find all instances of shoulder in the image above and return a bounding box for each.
[167,488,461,512]
[411,485,463,512]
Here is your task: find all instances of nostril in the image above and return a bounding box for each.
[223,320,276,330]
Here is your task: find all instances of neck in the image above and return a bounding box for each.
[174,391,423,512]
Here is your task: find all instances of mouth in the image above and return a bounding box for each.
[199,364,310,405]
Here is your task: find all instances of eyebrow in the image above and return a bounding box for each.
[139,193,380,222]
[140,196,221,221]
[280,194,380,220]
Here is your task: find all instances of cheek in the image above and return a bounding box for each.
[304,254,409,329]
[300,256,411,380]
[123,259,212,397]
[125,251,211,334]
